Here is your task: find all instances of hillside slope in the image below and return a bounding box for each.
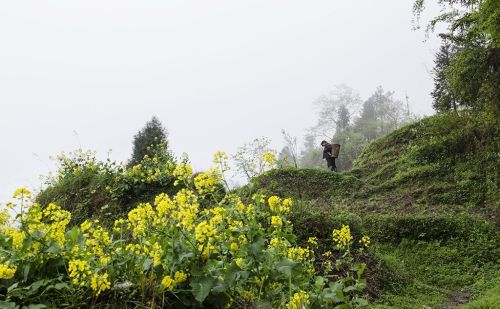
[350,111,499,216]
[243,111,500,308]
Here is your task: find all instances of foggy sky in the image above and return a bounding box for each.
[0,0,441,204]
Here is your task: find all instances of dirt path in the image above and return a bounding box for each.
[436,291,471,309]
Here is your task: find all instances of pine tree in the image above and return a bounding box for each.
[431,42,458,113]
[129,116,171,167]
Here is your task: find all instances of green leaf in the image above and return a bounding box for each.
[22,264,31,282]
[7,282,19,292]
[344,285,356,293]
[314,276,325,290]
[211,279,227,293]
[354,280,367,291]
[354,297,369,306]
[190,276,216,303]
[276,258,298,276]
[0,301,18,309]
[67,226,81,244]
[53,283,70,290]
[142,258,153,271]
[45,243,61,254]
[224,265,243,286]
[178,252,195,262]
[328,281,343,291]
[249,237,266,256]
[353,263,366,278]
[334,290,346,303]
[26,279,48,295]
[25,305,47,309]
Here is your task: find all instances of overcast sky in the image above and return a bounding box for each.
[0,0,441,204]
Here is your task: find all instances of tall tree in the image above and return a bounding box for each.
[355,86,410,141]
[299,133,324,169]
[129,116,171,167]
[311,84,362,140]
[278,130,299,168]
[336,104,351,132]
[414,0,500,114]
[431,42,459,112]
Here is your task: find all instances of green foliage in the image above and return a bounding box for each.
[415,0,500,114]
[374,237,500,307]
[362,214,498,244]
[289,201,364,252]
[367,251,411,294]
[36,145,180,227]
[1,166,370,308]
[36,150,121,227]
[431,42,460,112]
[462,279,500,309]
[129,116,172,167]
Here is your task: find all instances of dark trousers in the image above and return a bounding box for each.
[326,157,336,171]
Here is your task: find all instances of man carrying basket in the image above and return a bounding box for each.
[320,140,340,172]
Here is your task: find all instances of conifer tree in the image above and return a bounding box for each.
[129,116,171,167]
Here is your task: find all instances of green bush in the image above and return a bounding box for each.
[289,201,364,250]
[362,214,498,243]
[36,150,121,227]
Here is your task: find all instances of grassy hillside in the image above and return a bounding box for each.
[350,111,499,215]
[244,111,500,308]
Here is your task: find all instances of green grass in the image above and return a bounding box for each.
[461,279,500,309]
[369,237,500,308]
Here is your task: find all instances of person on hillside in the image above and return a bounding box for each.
[321,140,337,172]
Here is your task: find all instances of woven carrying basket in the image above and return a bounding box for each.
[331,144,341,158]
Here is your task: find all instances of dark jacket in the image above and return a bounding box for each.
[322,143,333,159]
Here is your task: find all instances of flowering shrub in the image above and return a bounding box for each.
[1,154,370,308]
[37,144,180,227]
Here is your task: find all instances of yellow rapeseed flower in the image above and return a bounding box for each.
[0,263,16,279]
[359,235,371,247]
[90,273,111,296]
[12,188,32,200]
[174,271,188,284]
[260,152,277,165]
[229,242,239,251]
[268,196,281,213]
[235,258,245,269]
[162,275,175,290]
[287,290,310,309]
[307,237,318,247]
[271,216,283,227]
[287,247,310,262]
[332,225,353,250]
